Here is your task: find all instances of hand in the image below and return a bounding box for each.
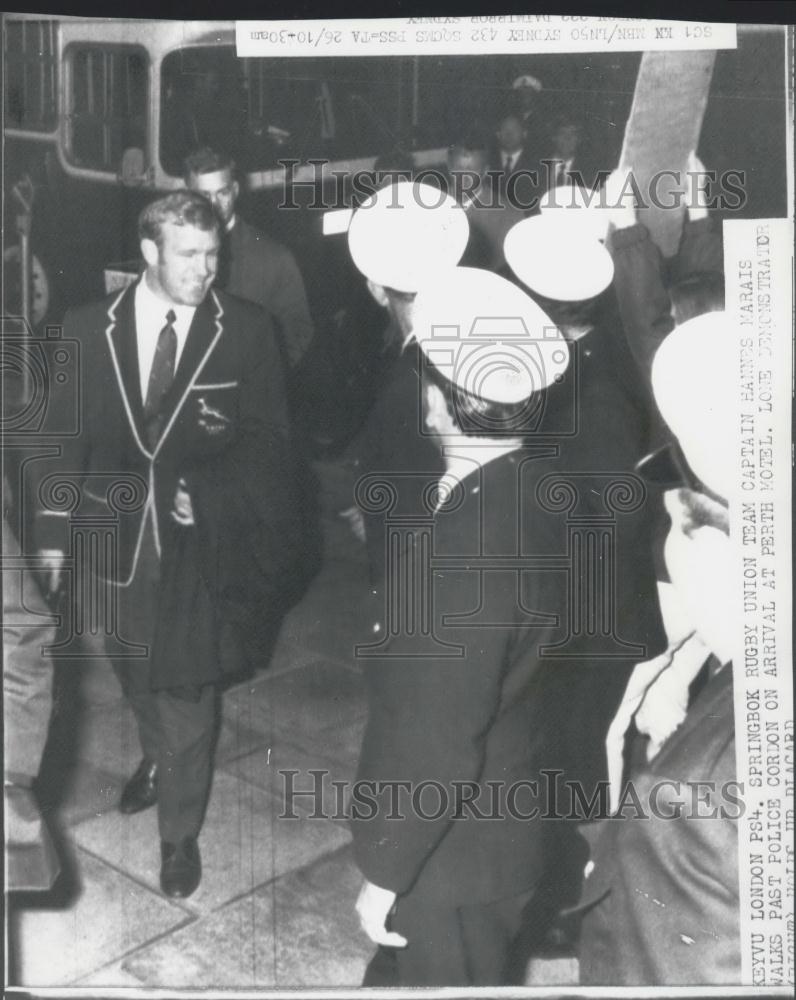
[340,505,366,543]
[685,151,710,221]
[355,879,407,948]
[172,479,195,526]
[37,548,65,597]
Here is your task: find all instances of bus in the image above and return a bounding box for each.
[3,15,788,331]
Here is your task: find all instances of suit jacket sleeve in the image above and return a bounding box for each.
[351,552,515,895]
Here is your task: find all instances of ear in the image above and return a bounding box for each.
[365,279,390,309]
[231,179,240,201]
[140,238,159,269]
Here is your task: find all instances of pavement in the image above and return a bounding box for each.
[7,455,578,991]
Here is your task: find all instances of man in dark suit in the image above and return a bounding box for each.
[184,147,315,370]
[539,115,607,195]
[446,136,525,273]
[34,191,296,898]
[492,111,542,213]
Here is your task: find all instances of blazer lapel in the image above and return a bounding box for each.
[105,283,151,457]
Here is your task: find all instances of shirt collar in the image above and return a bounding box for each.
[136,272,197,331]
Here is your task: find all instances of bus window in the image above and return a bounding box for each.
[241,56,409,165]
[65,45,147,171]
[160,47,249,176]
[239,57,338,169]
[160,47,410,177]
[160,47,337,176]
[4,19,58,133]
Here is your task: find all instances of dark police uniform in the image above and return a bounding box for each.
[353,426,664,984]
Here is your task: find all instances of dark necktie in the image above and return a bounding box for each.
[216,233,231,290]
[144,309,177,449]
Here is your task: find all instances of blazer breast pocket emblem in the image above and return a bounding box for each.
[196,396,233,435]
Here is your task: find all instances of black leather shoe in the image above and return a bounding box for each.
[119,759,158,814]
[160,837,201,898]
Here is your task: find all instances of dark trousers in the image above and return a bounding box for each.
[363,886,535,987]
[113,660,215,842]
[112,520,216,843]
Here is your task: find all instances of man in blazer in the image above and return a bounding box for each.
[34,191,296,898]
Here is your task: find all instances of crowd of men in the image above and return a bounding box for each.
[6,78,738,987]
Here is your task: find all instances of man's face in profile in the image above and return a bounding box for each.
[187,167,239,227]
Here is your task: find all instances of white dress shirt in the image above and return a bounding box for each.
[502,150,520,171]
[134,276,196,402]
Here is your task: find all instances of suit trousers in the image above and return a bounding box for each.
[363,885,536,986]
[111,519,216,843]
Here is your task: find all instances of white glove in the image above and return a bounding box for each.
[355,879,407,948]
